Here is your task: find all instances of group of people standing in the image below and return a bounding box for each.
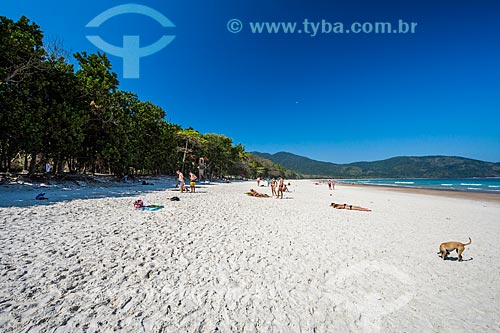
[327,179,335,190]
[256,176,287,199]
[176,170,198,193]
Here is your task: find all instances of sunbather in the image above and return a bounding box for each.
[330,203,371,211]
[249,189,270,198]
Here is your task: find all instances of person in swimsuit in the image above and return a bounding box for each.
[270,178,277,196]
[249,189,270,197]
[330,203,371,212]
[176,170,186,193]
[277,176,284,199]
[189,172,197,193]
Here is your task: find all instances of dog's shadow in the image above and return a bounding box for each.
[444,257,474,262]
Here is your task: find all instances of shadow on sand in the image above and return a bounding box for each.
[0,176,246,208]
[444,256,474,262]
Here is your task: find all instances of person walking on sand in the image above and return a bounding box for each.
[270,177,277,196]
[332,179,335,190]
[328,179,332,190]
[176,170,186,193]
[189,172,197,193]
[277,176,284,199]
[257,176,261,187]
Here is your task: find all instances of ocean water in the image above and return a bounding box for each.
[338,178,500,194]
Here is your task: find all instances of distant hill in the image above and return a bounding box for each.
[251,152,500,178]
[239,153,303,179]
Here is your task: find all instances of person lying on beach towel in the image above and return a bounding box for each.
[247,189,270,198]
[330,203,371,212]
[134,200,164,211]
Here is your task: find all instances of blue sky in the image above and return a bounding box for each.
[2,0,499,163]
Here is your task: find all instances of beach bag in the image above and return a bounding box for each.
[134,200,144,209]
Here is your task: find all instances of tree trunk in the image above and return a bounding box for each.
[28,153,37,175]
[181,139,188,173]
[57,160,65,175]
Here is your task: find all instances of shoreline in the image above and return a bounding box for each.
[337,182,500,202]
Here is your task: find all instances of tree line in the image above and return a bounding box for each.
[0,15,286,179]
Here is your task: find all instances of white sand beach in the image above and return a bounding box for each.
[1,180,499,332]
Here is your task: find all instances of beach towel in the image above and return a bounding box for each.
[134,200,164,211]
[140,205,164,211]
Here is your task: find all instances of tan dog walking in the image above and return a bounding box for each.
[438,237,471,261]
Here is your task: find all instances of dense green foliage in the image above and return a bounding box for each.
[253,152,500,178]
[1,15,277,179]
[239,153,302,179]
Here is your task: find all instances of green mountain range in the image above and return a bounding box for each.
[251,152,500,178]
